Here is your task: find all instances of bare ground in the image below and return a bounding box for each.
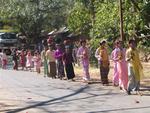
[74,61,150,86]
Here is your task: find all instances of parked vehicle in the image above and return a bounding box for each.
[0,32,18,55]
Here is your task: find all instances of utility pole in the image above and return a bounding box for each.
[119,0,124,41]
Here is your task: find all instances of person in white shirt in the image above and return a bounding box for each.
[46,45,56,78]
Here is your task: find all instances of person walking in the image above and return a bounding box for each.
[63,46,75,81]
[95,40,109,85]
[126,39,143,95]
[77,40,90,82]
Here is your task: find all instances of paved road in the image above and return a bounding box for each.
[0,69,150,113]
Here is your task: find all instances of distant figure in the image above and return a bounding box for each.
[12,49,19,70]
[63,46,75,81]
[33,51,41,74]
[77,40,90,82]
[0,50,8,69]
[126,39,143,95]
[41,46,49,77]
[19,49,26,70]
[26,51,33,71]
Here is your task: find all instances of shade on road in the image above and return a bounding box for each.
[0,69,150,113]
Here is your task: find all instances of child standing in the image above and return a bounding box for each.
[33,51,41,74]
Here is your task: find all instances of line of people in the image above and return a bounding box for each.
[0,44,76,81]
[0,39,143,95]
[96,39,143,95]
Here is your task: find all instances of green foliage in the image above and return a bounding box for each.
[0,0,70,43]
[141,1,150,24]
[93,1,119,40]
[89,38,100,66]
[67,2,91,35]
[67,0,150,63]
[0,0,150,61]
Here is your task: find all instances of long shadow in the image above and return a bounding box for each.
[29,90,116,106]
[6,85,89,113]
[43,90,118,106]
[88,106,150,113]
[6,87,118,113]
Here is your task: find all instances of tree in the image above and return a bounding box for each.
[0,0,70,43]
[68,0,150,63]
[67,1,91,35]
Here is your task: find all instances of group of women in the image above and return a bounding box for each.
[95,39,143,95]
[0,38,143,95]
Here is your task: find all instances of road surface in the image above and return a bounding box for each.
[0,69,150,113]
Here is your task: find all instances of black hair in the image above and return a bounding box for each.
[100,40,106,46]
[129,39,135,44]
[80,40,86,45]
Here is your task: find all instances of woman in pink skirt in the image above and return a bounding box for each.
[77,40,90,82]
[116,40,128,91]
[111,41,120,86]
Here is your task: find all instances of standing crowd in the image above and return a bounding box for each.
[0,38,143,95]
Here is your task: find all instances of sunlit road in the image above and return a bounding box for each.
[0,69,150,113]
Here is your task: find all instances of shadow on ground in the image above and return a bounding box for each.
[4,85,89,113]
[87,106,150,113]
[1,84,120,113]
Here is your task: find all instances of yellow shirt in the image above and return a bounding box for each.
[46,50,55,62]
[99,47,109,67]
[126,48,143,80]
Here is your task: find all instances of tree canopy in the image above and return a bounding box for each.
[0,0,71,43]
[0,0,149,53]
